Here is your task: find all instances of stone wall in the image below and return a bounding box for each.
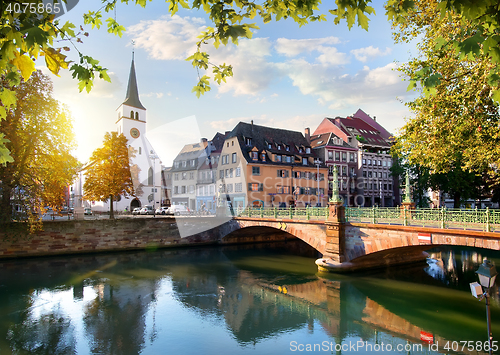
[0,218,218,259]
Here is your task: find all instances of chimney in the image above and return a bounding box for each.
[200,137,208,147]
[304,127,310,143]
[374,116,376,121]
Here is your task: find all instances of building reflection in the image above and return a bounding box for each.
[0,244,498,354]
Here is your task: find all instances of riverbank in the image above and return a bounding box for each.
[0,216,294,259]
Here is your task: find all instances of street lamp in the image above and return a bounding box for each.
[314,159,321,207]
[470,259,498,355]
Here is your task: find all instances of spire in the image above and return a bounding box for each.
[122,55,146,110]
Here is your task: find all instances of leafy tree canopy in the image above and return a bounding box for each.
[0,70,78,229]
[392,0,500,178]
[83,131,134,219]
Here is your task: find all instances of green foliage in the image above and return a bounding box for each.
[0,71,79,227]
[392,0,500,182]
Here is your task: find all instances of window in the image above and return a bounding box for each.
[174,173,179,181]
[277,169,289,178]
[389,184,392,190]
[286,145,290,151]
[227,142,229,147]
[248,183,263,191]
[328,151,333,160]
[362,159,366,165]
[277,145,281,150]
[232,140,234,146]
[302,158,307,165]
[229,168,233,178]
[139,147,141,155]
[182,160,187,167]
[182,172,187,180]
[235,183,242,192]
[384,172,388,178]
[252,166,260,175]
[368,171,372,178]
[191,159,196,167]
[174,161,179,168]
[251,152,258,160]
[130,111,134,119]
[198,186,203,195]
[362,171,367,177]
[190,172,194,179]
[219,170,224,179]
[232,152,237,163]
[379,172,382,178]
[236,167,241,177]
[225,169,229,178]
[226,184,233,193]
[245,137,252,146]
[388,161,392,167]
[384,183,388,190]
[210,185,215,195]
[275,155,282,162]
[350,153,355,162]
[378,160,382,166]
[261,152,266,161]
[181,186,186,194]
[382,161,387,167]
[350,167,355,176]
[306,147,311,154]
[222,155,229,165]
[174,186,179,194]
[135,112,139,120]
[335,152,340,161]
[342,166,347,176]
[342,152,347,162]
[204,186,208,195]
[277,186,290,194]
[268,143,272,149]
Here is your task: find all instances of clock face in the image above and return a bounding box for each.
[130,128,140,139]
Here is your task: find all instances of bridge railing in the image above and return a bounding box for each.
[233,206,500,232]
[235,207,329,221]
[345,206,500,232]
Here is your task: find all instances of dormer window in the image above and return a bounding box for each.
[285,145,290,152]
[299,147,304,153]
[268,143,272,149]
[261,152,266,161]
[251,151,258,160]
[306,147,311,154]
[277,145,281,151]
[245,137,252,146]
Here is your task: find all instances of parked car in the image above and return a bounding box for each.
[167,205,190,216]
[84,208,92,215]
[132,207,141,215]
[140,205,154,215]
[155,206,169,215]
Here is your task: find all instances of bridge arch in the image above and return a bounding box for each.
[218,218,329,254]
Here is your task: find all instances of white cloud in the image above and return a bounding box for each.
[316,47,350,66]
[351,46,392,63]
[275,37,342,57]
[209,38,278,96]
[128,15,205,60]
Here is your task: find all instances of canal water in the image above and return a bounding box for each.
[0,241,499,355]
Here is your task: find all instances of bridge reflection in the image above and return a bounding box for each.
[0,244,497,354]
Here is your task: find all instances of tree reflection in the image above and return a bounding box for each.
[7,306,75,355]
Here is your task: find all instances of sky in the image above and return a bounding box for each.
[38,0,418,166]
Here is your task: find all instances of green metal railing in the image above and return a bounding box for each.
[233,206,500,232]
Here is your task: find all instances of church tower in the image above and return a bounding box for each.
[116,54,147,140]
[115,54,161,211]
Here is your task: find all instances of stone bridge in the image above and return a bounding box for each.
[216,203,500,272]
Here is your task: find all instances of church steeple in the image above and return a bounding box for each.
[122,54,146,110]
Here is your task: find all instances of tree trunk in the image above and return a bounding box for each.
[109,195,114,220]
[453,192,461,209]
[0,184,12,224]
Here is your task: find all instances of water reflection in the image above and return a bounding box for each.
[0,243,498,355]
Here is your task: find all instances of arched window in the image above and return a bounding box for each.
[135,112,139,120]
[130,111,134,119]
[148,167,153,186]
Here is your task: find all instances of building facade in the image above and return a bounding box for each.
[217,122,328,211]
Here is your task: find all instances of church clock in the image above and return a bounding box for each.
[130,128,140,139]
